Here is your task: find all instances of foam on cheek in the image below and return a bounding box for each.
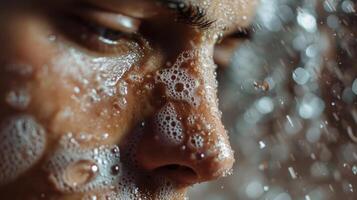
[155,51,201,107]
[0,115,46,185]
[155,104,184,145]
[44,134,121,193]
[52,47,141,113]
[4,63,33,77]
[5,87,31,110]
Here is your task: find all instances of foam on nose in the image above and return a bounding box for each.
[155,50,201,107]
[188,134,205,150]
[0,115,46,185]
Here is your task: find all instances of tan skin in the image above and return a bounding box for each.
[0,0,257,199]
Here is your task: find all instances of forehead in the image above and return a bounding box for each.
[85,0,257,29]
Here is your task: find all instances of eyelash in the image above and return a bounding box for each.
[163,1,215,29]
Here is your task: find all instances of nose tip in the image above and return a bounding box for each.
[135,103,235,186]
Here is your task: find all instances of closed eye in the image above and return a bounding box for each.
[51,3,145,55]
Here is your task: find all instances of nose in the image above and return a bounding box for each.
[135,48,235,186]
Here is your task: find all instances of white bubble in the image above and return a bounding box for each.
[245,180,264,199]
[305,44,319,58]
[297,10,317,32]
[306,125,321,143]
[323,0,338,12]
[256,97,274,114]
[326,15,340,29]
[310,162,329,178]
[341,0,355,13]
[292,67,310,85]
[298,94,325,119]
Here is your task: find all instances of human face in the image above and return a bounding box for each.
[0,0,257,199]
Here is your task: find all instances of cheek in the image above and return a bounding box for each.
[0,14,140,150]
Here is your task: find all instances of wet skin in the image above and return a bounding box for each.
[0,0,257,199]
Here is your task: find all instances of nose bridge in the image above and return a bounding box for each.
[136,47,234,184]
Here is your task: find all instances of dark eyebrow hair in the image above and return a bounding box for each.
[157,0,216,30]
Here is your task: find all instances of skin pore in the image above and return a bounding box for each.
[0,0,257,199]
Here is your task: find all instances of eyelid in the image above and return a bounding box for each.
[76,7,141,34]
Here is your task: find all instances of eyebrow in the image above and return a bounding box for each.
[157,0,216,30]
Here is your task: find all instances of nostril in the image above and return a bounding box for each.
[154,164,198,185]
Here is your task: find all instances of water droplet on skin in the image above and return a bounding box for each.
[111,165,121,175]
[196,153,205,160]
[111,146,120,155]
[77,132,92,142]
[140,121,146,128]
[62,160,99,188]
[73,87,81,94]
[100,133,109,141]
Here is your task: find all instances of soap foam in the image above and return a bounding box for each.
[155,104,185,145]
[155,50,200,107]
[5,88,31,110]
[0,115,46,185]
[44,134,121,193]
[189,134,205,149]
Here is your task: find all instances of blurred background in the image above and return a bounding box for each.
[189,0,356,199]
